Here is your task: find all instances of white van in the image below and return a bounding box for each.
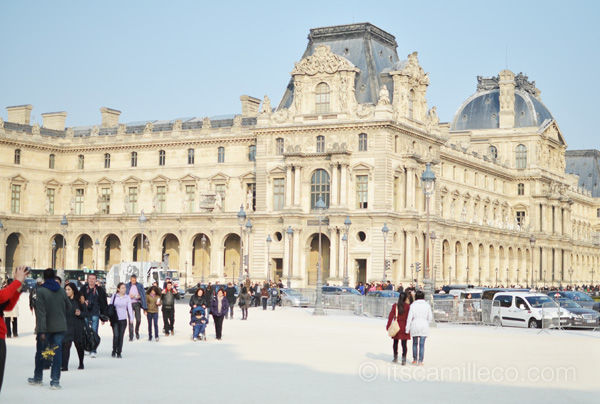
[491,292,565,328]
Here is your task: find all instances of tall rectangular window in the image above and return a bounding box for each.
[356,175,368,209]
[516,211,526,227]
[156,186,166,213]
[358,133,367,151]
[14,149,21,165]
[49,154,55,169]
[316,135,325,153]
[100,187,110,214]
[47,188,55,215]
[104,153,111,169]
[273,178,285,211]
[185,185,195,213]
[188,149,195,165]
[218,147,225,163]
[131,151,138,167]
[517,183,525,196]
[128,187,138,213]
[215,184,225,206]
[78,155,84,170]
[248,145,256,162]
[11,184,20,213]
[159,150,166,166]
[75,188,84,215]
[276,138,284,155]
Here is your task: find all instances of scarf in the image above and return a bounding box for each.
[42,279,60,292]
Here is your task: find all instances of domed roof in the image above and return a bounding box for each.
[451,73,553,131]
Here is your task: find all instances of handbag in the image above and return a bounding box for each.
[107,295,118,323]
[83,322,101,352]
[387,305,400,338]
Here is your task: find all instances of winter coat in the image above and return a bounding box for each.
[146,293,161,314]
[80,284,108,317]
[386,303,411,340]
[161,290,176,309]
[125,282,148,310]
[405,299,433,337]
[0,280,22,339]
[225,286,237,304]
[65,297,86,343]
[210,296,229,317]
[238,292,251,308]
[35,281,71,334]
[4,298,19,318]
[189,293,207,310]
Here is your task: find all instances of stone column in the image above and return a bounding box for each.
[294,166,301,206]
[285,166,293,208]
[406,233,414,282]
[293,228,302,283]
[330,164,339,207]
[212,239,222,278]
[406,168,415,210]
[339,165,348,207]
[329,227,338,280]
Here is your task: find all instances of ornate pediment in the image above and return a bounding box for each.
[239,171,256,185]
[539,120,566,146]
[70,178,88,187]
[268,166,286,176]
[351,162,374,172]
[291,45,359,76]
[151,175,170,184]
[97,177,114,186]
[123,176,142,185]
[209,172,230,187]
[179,174,199,184]
[11,174,28,184]
[44,178,61,188]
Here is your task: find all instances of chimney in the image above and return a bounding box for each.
[41,111,67,131]
[100,107,121,128]
[240,95,261,117]
[6,104,33,125]
[498,69,515,129]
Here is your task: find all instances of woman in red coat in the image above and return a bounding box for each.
[386,292,413,365]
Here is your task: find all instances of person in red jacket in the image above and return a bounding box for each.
[0,265,28,392]
[386,291,413,365]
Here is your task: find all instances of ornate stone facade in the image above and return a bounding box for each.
[1,23,598,287]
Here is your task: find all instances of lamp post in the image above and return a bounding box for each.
[51,239,57,270]
[382,223,389,283]
[266,234,272,283]
[139,210,147,278]
[245,219,253,279]
[286,226,293,288]
[95,238,100,271]
[421,162,436,303]
[568,267,574,287]
[516,268,520,286]
[314,197,327,316]
[430,232,437,290]
[60,214,68,283]
[495,267,499,287]
[201,234,207,284]
[237,205,246,286]
[529,235,536,289]
[343,216,351,287]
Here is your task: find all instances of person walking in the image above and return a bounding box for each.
[238,287,251,320]
[126,274,147,341]
[225,283,237,319]
[145,286,161,342]
[269,285,280,310]
[386,292,412,365]
[210,289,229,340]
[80,273,107,358]
[405,290,433,366]
[28,268,71,389]
[260,285,269,310]
[162,282,176,336]
[61,283,86,371]
[3,280,19,338]
[0,265,27,393]
[109,283,134,358]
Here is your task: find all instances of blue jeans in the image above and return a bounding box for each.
[85,315,100,353]
[192,323,206,338]
[147,313,159,338]
[412,336,426,363]
[34,332,65,385]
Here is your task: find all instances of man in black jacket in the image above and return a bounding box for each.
[80,274,107,358]
[224,283,237,319]
[162,282,176,336]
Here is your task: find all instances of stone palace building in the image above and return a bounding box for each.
[1,23,599,288]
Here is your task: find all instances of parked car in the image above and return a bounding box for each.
[546,291,600,312]
[550,298,600,328]
[441,284,475,294]
[448,288,483,299]
[279,288,310,307]
[491,292,566,328]
[322,286,361,295]
[366,290,399,298]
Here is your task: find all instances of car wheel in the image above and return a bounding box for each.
[528,318,539,329]
[493,317,502,326]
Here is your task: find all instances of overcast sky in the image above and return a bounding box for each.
[1,0,598,149]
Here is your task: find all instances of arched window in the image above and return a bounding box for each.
[159,150,166,166]
[316,135,325,153]
[315,82,330,114]
[217,147,225,163]
[188,148,195,165]
[276,138,284,155]
[131,151,138,167]
[358,133,368,151]
[516,144,527,169]
[489,145,498,159]
[14,149,21,164]
[408,89,415,119]
[310,169,330,209]
[78,154,85,170]
[248,145,256,162]
[104,153,111,169]
[49,154,55,169]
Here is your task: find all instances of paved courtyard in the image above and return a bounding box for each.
[4,297,599,403]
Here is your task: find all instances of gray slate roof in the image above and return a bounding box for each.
[565,150,600,197]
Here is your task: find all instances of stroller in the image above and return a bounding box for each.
[190,306,208,341]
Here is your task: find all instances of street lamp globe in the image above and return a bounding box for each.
[315,197,326,212]
[201,234,207,248]
[245,219,253,233]
[344,216,352,233]
[286,226,294,237]
[60,214,68,228]
[421,162,436,196]
[266,234,272,245]
[138,210,147,225]
[237,204,246,227]
[342,233,347,242]
[381,223,389,238]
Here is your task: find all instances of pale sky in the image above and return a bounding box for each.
[1,0,599,149]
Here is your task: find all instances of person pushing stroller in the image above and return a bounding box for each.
[190,306,208,341]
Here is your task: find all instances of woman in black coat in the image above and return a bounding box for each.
[62,283,86,371]
[189,288,207,313]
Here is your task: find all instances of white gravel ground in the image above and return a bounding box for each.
[3,295,599,403]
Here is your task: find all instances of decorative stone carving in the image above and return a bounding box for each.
[214,192,222,211]
[144,122,153,134]
[260,95,272,115]
[117,124,126,135]
[66,127,74,137]
[202,117,211,129]
[377,86,391,105]
[291,45,358,76]
[173,120,182,131]
[271,108,290,124]
[425,106,440,133]
[91,125,99,136]
[246,189,253,211]
[0,117,4,129]
[32,123,40,136]
[233,115,242,128]
[354,104,375,119]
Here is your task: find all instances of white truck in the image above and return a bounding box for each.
[105,261,183,297]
